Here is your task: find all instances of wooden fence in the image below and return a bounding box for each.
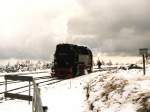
[32,80,48,112]
[4,75,48,112]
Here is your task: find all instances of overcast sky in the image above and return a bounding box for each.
[0,0,150,60]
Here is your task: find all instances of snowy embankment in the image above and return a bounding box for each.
[85,66,150,112]
[40,70,108,112]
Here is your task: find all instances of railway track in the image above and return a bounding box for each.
[0,78,61,94]
[0,77,61,93]
[0,66,118,102]
[0,70,50,85]
[0,66,118,88]
[0,75,52,86]
[0,71,64,103]
[0,70,49,76]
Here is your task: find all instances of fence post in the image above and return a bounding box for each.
[143,54,146,75]
[29,81,31,104]
[5,77,7,101]
[32,80,47,112]
[43,106,48,112]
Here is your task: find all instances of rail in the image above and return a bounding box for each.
[0,71,49,77]
[32,80,48,112]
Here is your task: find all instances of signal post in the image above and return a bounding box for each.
[139,48,148,75]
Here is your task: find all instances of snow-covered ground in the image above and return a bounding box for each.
[85,66,150,112]
[0,65,150,112]
[41,70,107,112]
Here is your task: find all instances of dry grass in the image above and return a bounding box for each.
[133,93,150,112]
[101,77,128,101]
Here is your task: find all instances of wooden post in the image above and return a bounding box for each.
[43,106,48,112]
[139,48,148,75]
[5,78,7,101]
[70,80,71,89]
[143,54,146,75]
[29,81,31,104]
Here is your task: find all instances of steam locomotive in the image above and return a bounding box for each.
[51,43,93,79]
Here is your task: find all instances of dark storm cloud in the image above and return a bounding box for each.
[0,36,56,59]
[67,0,150,55]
